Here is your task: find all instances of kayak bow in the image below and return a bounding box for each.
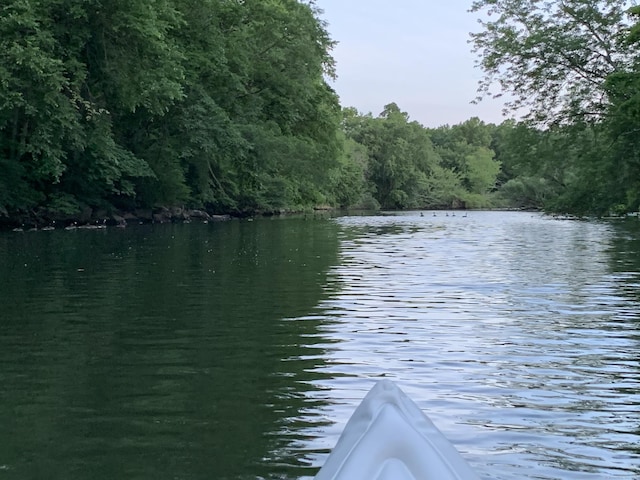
[314,379,480,480]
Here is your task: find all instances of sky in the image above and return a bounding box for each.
[314,1,512,128]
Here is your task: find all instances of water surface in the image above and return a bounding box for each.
[0,212,638,479]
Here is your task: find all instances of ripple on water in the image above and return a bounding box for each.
[292,212,640,479]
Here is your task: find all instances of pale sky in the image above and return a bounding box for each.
[314,1,512,128]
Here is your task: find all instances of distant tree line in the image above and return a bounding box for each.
[1,0,638,225]
[338,105,502,210]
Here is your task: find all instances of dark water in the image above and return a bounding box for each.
[0,212,638,479]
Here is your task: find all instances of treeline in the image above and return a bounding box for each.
[0,0,343,222]
[0,0,505,224]
[337,90,640,216]
[1,0,638,225]
[337,105,502,210]
[354,1,640,217]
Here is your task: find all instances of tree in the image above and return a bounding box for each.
[74,0,186,206]
[423,165,465,208]
[491,122,553,208]
[602,6,640,213]
[465,146,501,194]
[0,0,84,213]
[344,104,437,209]
[429,118,501,202]
[327,134,368,208]
[0,0,344,221]
[0,0,184,217]
[204,0,341,212]
[470,0,637,124]
[472,1,640,215]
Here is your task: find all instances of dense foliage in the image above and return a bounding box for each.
[339,105,502,210]
[0,0,342,220]
[0,0,506,224]
[471,1,640,216]
[1,0,638,223]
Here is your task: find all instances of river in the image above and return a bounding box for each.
[0,211,638,479]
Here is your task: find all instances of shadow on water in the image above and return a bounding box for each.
[0,218,340,480]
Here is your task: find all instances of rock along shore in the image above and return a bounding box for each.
[2,206,231,232]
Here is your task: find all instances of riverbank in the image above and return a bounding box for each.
[0,203,351,231]
[1,206,232,231]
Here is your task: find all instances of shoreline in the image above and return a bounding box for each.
[0,204,347,232]
[1,206,233,232]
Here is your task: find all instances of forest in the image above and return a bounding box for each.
[1,0,639,226]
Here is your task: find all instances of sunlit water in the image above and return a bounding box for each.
[292,211,640,480]
[0,212,638,479]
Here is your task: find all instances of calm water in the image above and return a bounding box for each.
[0,212,638,479]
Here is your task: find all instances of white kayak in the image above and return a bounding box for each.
[314,379,481,480]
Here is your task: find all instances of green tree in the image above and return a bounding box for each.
[210,0,342,212]
[602,6,640,213]
[429,118,501,204]
[67,0,185,207]
[470,0,636,123]
[344,104,437,209]
[491,122,554,208]
[0,0,344,221]
[423,165,465,208]
[0,0,185,217]
[0,0,83,213]
[327,134,368,208]
[472,1,640,215]
[465,146,501,195]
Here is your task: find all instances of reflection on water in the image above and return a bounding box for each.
[0,212,639,479]
[0,219,340,480]
[292,211,640,479]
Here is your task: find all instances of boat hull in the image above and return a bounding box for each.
[314,379,480,480]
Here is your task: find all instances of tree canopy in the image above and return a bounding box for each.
[471,1,640,215]
[0,0,343,221]
[470,0,637,124]
[2,0,638,224]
